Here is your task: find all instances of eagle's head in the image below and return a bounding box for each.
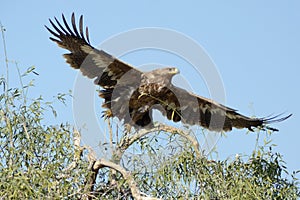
[165,67,180,75]
[153,67,180,77]
[144,67,180,85]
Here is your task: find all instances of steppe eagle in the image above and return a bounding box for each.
[45,13,291,132]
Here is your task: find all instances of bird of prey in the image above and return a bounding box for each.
[45,13,291,132]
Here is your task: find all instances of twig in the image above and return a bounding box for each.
[0,21,14,168]
[0,21,9,91]
[107,118,114,152]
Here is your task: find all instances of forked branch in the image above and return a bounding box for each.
[80,123,201,199]
[93,158,161,200]
[115,123,201,162]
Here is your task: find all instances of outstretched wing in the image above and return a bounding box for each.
[46,13,143,119]
[155,85,291,132]
[45,13,142,88]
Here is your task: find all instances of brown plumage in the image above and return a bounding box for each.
[46,13,292,132]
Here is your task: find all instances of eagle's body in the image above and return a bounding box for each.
[46,13,291,132]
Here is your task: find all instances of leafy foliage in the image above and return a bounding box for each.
[0,73,89,199]
[0,70,299,199]
[141,147,300,199]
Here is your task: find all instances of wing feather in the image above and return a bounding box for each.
[62,14,74,35]
[47,13,143,121]
[155,85,291,132]
[46,12,142,87]
[79,15,85,40]
[71,13,81,38]
[54,17,69,35]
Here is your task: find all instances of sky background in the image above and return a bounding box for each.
[1,1,299,178]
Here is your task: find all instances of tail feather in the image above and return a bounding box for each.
[260,113,292,131]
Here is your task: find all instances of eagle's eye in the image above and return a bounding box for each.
[168,68,179,74]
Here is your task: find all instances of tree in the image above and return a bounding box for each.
[0,27,299,199]
[0,67,299,200]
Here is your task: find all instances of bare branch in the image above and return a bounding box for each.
[73,124,200,199]
[93,158,161,200]
[56,129,85,179]
[82,146,98,200]
[115,123,201,162]
[158,124,201,157]
[107,118,114,151]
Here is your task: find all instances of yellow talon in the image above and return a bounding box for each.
[138,93,146,99]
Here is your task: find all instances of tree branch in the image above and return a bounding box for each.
[78,123,201,199]
[114,123,201,162]
[93,158,161,200]
[56,129,85,179]
[82,146,98,200]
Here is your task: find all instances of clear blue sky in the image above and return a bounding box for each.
[1,1,299,177]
